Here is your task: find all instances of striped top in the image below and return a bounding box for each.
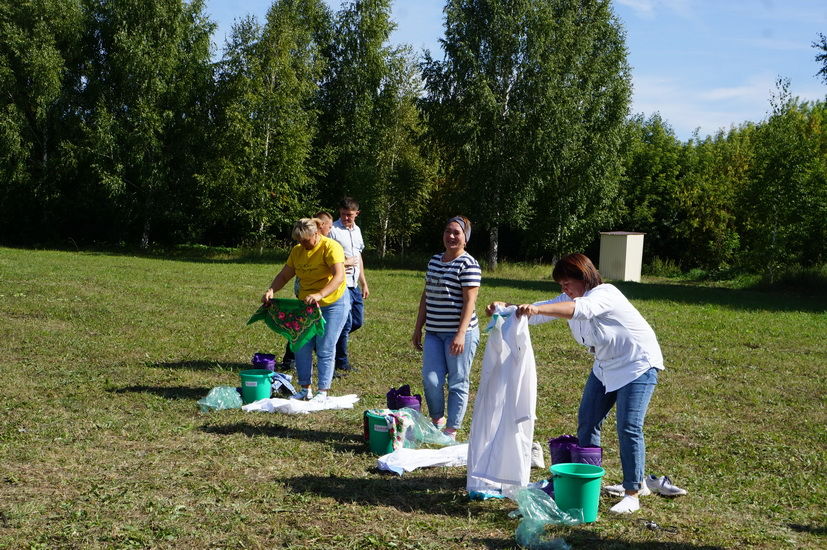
[424,252,481,332]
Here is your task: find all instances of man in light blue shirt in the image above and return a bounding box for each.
[328,197,370,375]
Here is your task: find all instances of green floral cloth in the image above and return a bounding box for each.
[247,299,326,352]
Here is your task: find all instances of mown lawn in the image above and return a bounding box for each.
[0,247,825,549]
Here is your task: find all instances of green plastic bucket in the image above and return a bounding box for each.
[550,462,606,523]
[364,410,394,456]
[239,369,275,404]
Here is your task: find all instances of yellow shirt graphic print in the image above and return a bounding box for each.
[287,236,346,307]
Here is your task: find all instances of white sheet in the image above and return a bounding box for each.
[377,444,469,475]
[241,394,359,414]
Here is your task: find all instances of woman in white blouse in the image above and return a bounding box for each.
[486,253,664,514]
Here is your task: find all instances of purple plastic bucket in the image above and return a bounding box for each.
[395,394,422,412]
[571,445,602,467]
[548,435,579,465]
[386,385,422,412]
[252,353,277,372]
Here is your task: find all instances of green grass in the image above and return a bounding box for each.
[0,247,825,549]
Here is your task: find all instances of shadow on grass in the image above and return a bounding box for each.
[473,532,725,549]
[483,278,826,313]
[147,360,251,372]
[200,422,366,454]
[788,523,827,536]
[614,281,826,313]
[282,473,475,516]
[111,385,207,400]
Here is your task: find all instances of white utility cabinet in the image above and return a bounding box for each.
[599,232,645,282]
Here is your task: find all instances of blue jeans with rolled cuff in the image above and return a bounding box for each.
[577,367,658,492]
[421,327,480,430]
[294,291,350,391]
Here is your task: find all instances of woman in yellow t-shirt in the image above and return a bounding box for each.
[262,218,349,401]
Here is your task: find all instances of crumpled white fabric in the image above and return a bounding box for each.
[377,443,469,475]
[241,394,359,414]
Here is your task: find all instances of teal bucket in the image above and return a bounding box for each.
[550,462,606,523]
[239,369,275,404]
[363,410,394,456]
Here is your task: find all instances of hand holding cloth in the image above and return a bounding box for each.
[247,298,326,352]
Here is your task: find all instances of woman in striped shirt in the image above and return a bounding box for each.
[412,216,481,439]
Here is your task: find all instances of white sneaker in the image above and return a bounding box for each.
[530,441,546,468]
[290,387,313,400]
[309,391,328,403]
[609,495,640,514]
[646,475,688,497]
[603,482,651,497]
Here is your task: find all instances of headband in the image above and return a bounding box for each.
[448,216,471,243]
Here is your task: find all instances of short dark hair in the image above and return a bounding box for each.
[339,197,359,211]
[552,253,603,290]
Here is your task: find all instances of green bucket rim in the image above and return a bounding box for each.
[550,463,605,479]
[239,369,273,378]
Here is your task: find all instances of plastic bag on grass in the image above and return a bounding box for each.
[402,407,459,447]
[198,386,243,412]
[510,488,580,549]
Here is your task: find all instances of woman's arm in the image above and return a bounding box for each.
[487,295,574,322]
[517,300,575,319]
[304,262,345,305]
[357,254,369,299]
[412,290,427,350]
[262,264,296,303]
[450,285,480,355]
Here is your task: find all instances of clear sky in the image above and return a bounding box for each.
[204,0,827,141]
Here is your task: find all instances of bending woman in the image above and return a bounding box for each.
[262,218,349,401]
[412,216,481,439]
[487,253,663,514]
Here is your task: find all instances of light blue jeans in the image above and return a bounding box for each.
[294,291,350,390]
[577,367,658,492]
[421,327,480,430]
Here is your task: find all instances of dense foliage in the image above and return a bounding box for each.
[422,0,631,268]
[0,0,825,277]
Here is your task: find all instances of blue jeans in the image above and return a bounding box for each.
[294,291,350,390]
[577,367,658,492]
[421,328,480,430]
[335,286,364,369]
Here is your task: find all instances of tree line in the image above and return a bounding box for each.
[1,0,825,276]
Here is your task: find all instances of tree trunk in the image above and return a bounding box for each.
[380,215,389,259]
[141,217,151,250]
[487,225,499,271]
[140,187,153,249]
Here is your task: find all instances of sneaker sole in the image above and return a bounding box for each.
[605,486,651,497]
[604,487,625,497]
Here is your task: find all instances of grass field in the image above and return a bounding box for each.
[1,246,825,549]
